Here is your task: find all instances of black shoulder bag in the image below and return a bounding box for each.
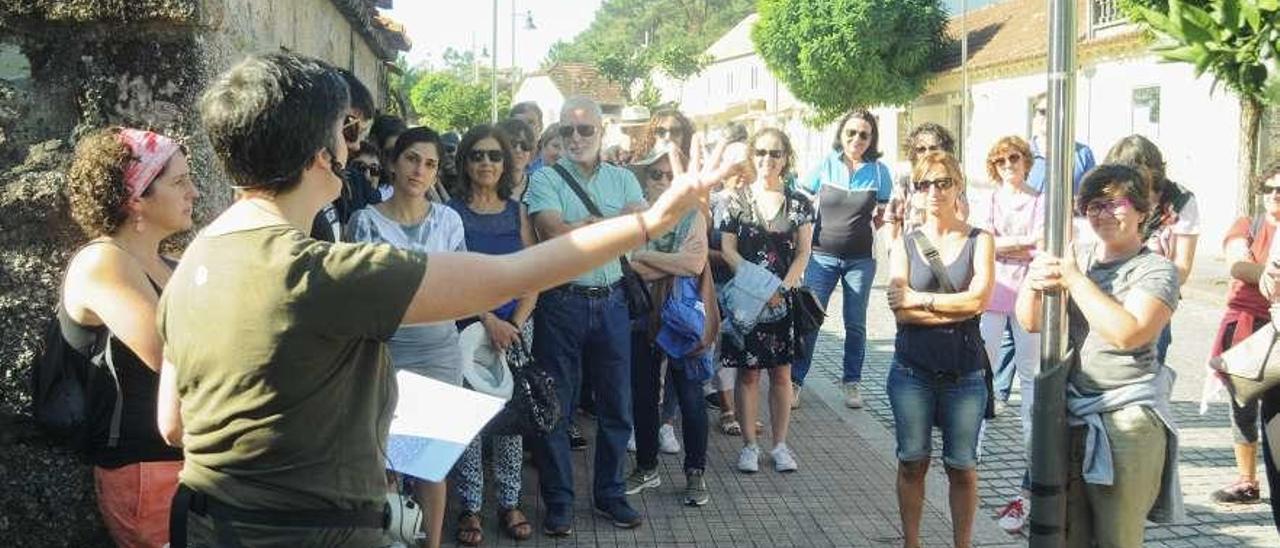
[908,229,997,419]
[551,164,653,319]
[484,335,560,436]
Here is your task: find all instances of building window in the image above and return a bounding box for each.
[1131,86,1160,137]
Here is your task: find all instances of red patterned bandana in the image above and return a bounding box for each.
[116,128,179,201]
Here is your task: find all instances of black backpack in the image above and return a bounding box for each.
[29,294,124,458]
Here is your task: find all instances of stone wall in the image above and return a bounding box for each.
[0,1,398,544]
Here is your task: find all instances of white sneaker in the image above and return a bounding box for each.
[790,383,802,409]
[996,496,1028,535]
[843,382,864,409]
[771,443,798,473]
[627,431,636,452]
[658,423,681,454]
[737,444,760,473]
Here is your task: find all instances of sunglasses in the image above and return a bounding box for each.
[654,127,684,139]
[913,144,941,154]
[512,141,532,153]
[1035,107,1048,116]
[350,161,381,178]
[1261,185,1280,196]
[1082,197,1133,217]
[754,149,785,159]
[468,149,504,163]
[342,115,369,143]
[647,169,674,182]
[913,178,955,192]
[557,124,597,138]
[844,129,872,141]
[991,153,1023,167]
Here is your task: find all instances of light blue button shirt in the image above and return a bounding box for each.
[524,157,646,287]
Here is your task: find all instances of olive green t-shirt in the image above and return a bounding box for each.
[158,225,428,511]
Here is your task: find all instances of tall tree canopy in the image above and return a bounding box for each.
[752,0,950,124]
[545,0,756,99]
[1121,0,1280,207]
[409,70,510,132]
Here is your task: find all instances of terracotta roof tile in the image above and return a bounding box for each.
[534,63,626,106]
[938,0,1140,72]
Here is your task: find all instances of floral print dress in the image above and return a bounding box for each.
[718,187,816,369]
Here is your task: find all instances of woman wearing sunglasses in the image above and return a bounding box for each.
[1204,162,1280,509]
[635,109,694,161]
[622,148,717,506]
[886,151,994,548]
[975,136,1043,534]
[346,127,466,547]
[497,118,537,201]
[888,123,956,241]
[720,128,814,473]
[792,109,894,411]
[444,124,538,545]
[1017,164,1184,546]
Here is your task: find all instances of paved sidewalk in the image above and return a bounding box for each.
[452,322,1012,546]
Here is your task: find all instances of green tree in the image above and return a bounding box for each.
[387,55,427,121]
[544,0,755,99]
[1120,0,1280,209]
[753,0,949,124]
[409,71,509,132]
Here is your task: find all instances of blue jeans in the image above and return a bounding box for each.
[1156,323,1172,364]
[886,362,988,469]
[792,253,876,386]
[992,324,1017,402]
[529,286,633,512]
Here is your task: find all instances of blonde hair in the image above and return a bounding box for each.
[912,151,966,193]
[984,135,1032,184]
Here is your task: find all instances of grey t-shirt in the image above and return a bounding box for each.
[1067,247,1180,394]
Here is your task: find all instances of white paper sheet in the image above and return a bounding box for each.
[386,370,506,482]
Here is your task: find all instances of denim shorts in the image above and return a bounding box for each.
[886,361,988,469]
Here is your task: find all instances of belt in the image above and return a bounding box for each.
[169,484,389,547]
[555,281,622,299]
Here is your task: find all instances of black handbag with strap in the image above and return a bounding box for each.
[550,164,653,319]
[484,335,560,436]
[907,229,997,419]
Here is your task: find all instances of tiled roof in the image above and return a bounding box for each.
[937,0,1142,73]
[533,63,626,106]
[331,0,411,58]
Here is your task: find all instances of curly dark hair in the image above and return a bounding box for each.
[634,109,694,161]
[907,122,956,163]
[67,128,156,236]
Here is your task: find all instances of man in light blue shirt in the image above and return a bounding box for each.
[523,96,647,536]
[1026,92,1097,195]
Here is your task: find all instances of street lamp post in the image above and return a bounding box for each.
[491,0,499,123]
[1028,1,1077,546]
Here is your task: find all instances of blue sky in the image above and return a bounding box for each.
[387,0,1002,71]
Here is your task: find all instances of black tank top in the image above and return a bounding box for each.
[61,247,182,468]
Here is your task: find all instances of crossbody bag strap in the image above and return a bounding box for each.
[103,335,124,448]
[908,230,958,293]
[552,164,636,273]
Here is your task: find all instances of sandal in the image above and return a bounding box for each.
[719,411,742,436]
[499,507,533,541]
[456,511,483,546]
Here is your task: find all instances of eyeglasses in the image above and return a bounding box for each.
[1082,197,1133,217]
[468,149,504,163]
[646,169,674,182]
[342,115,369,143]
[557,124,598,138]
[350,161,381,178]
[912,178,955,192]
[754,149,785,159]
[913,144,941,154]
[654,126,684,139]
[844,129,872,141]
[991,153,1023,167]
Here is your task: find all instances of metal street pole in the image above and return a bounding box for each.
[491,0,499,123]
[960,0,968,161]
[1028,1,1077,546]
